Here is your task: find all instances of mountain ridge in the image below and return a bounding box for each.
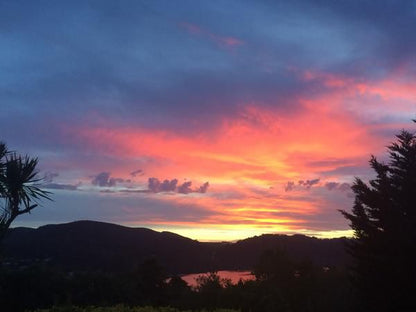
[2,220,350,274]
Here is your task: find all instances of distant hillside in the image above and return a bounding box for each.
[1,220,350,274]
[213,234,349,270]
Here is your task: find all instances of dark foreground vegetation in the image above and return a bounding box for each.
[0,221,352,312]
[0,252,353,312]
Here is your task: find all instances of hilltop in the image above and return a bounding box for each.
[1,220,349,274]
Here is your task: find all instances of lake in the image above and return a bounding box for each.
[181,270,255,287]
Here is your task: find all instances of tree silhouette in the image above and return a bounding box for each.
[341,124,416,311]
[0,142,51,241]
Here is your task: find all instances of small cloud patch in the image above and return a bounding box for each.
[91,172,129,187]
[147,177,209,194]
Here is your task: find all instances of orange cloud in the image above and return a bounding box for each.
[61,67,416,240]
[63,100,376,237]
[69,103,371,185]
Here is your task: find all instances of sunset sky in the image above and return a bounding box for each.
[1,0,416,241]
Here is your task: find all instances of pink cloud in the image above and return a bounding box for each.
[54,67,416,239]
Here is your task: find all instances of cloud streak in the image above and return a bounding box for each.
[179,22,244,49]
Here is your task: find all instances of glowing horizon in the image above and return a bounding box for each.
[2,1,416,241]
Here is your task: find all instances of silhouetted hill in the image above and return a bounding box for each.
[1,220,350,274]
[213,234,349,270]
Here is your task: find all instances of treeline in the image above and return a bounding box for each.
[0,250,354,312]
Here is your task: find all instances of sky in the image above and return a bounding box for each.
[1,0,416,241]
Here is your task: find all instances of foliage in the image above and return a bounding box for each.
[253,249,294,283]
[0,255,352,312]
[249,248,352,312]
[195,272,232,291]
[193,272,232,310]
[0,141,51,240]
[341,126,416,311]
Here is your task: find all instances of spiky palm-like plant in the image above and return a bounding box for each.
[0,142,51,241]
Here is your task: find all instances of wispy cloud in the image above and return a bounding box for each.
[130,169,144,177]
[179,22,244,49]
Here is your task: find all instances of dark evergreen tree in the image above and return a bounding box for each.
[341,124,416,312]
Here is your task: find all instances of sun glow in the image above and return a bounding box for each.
[53,67,416,241]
